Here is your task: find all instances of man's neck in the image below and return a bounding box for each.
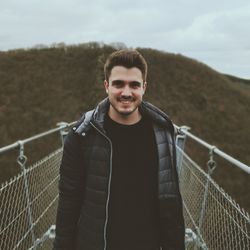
[108,108,142,125]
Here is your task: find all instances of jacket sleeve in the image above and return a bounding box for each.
[53,130,85,250]
[160,130,185,250]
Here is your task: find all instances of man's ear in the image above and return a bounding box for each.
[104,80,109,94]
[143,82,147,94]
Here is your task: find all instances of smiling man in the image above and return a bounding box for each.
[104,65,146,124]
[53,49,185,250]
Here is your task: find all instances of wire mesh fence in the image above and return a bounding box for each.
[178,146,250,250]
[0,148,62,250]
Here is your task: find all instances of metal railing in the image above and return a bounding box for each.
[0,122,76,250]
[175,126,250,249]
[0,122,249,249]
[175,125,250,174]
[0,122,76,154]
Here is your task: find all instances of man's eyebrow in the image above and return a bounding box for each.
[111,80,142,85]
[130,81,142,85]
[111,80,124,84]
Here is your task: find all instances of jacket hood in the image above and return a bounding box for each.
[74,97,174,136]
[139,101,174,133]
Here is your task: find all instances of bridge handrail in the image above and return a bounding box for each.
[0,122,249,174]
[175,125,250,174]
[0,121,77,154]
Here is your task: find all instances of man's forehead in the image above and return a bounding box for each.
[109,66,143,81]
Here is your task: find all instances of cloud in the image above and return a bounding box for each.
[0,0,249,78]
[163,5,250,51]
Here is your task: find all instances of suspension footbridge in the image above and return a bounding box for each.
[0,122,249,250]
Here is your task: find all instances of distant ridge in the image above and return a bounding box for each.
[224,74,250,84]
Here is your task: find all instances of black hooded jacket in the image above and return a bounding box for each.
[53,98,185,250]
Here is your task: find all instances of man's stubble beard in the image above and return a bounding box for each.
[110,102,137,116]
[110,99,141,117]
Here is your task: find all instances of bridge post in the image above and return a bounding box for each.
[195,147,216,250]
[57,122,70,146]
[175,126,190,175]
[17,140,37,249]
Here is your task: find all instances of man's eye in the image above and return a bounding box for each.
[112,81,123,87]
[130,82,141,88]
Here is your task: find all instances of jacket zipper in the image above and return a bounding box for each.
[90,121,113,250]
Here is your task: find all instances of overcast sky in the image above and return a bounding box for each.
[1,0,250,79]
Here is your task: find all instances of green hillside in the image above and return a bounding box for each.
[0,43,249,211]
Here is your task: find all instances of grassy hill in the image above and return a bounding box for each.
[0,43,249,211]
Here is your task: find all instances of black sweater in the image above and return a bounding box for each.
[104,114,160,250]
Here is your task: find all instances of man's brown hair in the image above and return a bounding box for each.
[104,49,148,81]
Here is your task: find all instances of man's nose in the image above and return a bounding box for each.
[121,85,132,96]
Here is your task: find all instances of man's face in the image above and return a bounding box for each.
[104,66,147,119]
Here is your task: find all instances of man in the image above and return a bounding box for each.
[53,49,185,250]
